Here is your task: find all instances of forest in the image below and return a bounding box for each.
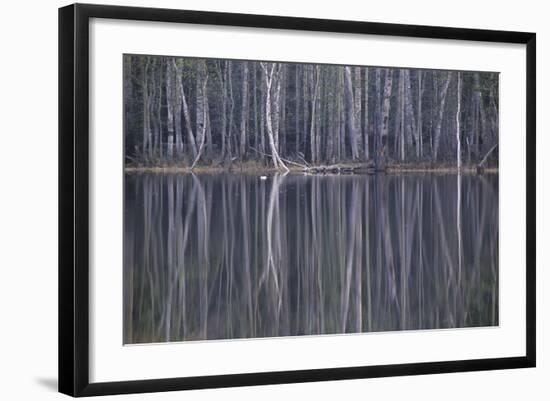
[123,55,499,172]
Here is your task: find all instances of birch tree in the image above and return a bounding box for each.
[310,66,321,164]
[240,62,249,158]
[363,68,369,159]
[344,66,359,159]
[190,63,210,169]
[456,72,462,170]
[416,70,423,159]
[380,69,394,164]
[260,62,289,171]
[173,59,197,158]
[433,71,452,161]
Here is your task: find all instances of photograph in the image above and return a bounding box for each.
[123,55,499,344]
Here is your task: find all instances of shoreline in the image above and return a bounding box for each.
[124,163,498,175]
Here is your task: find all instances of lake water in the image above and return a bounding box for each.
[123,173,498,344]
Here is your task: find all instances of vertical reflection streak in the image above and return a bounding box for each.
[124,173,499,343]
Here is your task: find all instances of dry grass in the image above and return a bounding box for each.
[125,161,498,175]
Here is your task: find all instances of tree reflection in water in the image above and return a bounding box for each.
[123,173,498,344]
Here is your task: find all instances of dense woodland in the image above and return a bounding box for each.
[123,55,499,171]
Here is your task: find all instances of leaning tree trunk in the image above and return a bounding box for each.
[191,67,210,169]
[433,71,452,162]
[173,59,197,158]
[260,62,289,171]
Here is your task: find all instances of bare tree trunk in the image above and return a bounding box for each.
[165,59,174,160]
[456,171,462,297]
[154,62,163,159]
[280,65,287,156]
[335,72,343,163]
[303,66,309,160]
[456,72,462,170]
[259,72,266,161]
[393,72,401,159]
[374,68,382,168]
[205,98,212,160]
[253,65,259,153]
[310,66,320,164]
[473,73,487,158]
[173,60,197,158]
[191,67,209,169]
[380,68,394,165]
[339,68,345,160]
[433,71,452,162]
[404,70,417,151]
[141,57,149,157]
[172,62,183,157]
[398,69,405,161]
[353,67,362,156]
[240,62,249,159]
[227,61,235,158]
[326,68,335,163]
[148,60,157,158]
[273,65,283,152]
[260,62,289,171]
[363,67,369,160]
[344,66,359,159]
[195,61,207,159]
[216,61,227,160]
[417,70,423,159]
[316,71,322,162]
[142,57,154,160]
[295,65,300,156]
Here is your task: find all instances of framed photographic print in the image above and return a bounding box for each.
[58,3,536,397]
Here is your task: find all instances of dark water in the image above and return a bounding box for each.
[123,173,498,344]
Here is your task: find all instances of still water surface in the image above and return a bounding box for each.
[124,173,498,344]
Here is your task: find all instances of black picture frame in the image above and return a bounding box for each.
[59,3,536,397]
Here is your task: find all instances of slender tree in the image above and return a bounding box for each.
[260,62,289,171]
[456,72,462,170]
[240,62,249,158]
[344,66,359,160]
[433,71,452,161]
